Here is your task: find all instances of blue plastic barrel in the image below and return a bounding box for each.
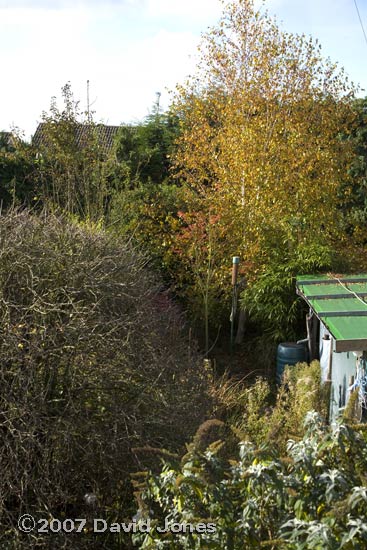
[276,342,307,385]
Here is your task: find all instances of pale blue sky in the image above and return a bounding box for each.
[0,0,366,139]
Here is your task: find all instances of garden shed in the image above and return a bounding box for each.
[296,274,367,421]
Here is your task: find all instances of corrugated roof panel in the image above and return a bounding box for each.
[296,274,367,352]
[311,297,367,314]
[297,274,367,283]
[298,282,367,298]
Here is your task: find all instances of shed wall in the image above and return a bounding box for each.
[319,322,357,420]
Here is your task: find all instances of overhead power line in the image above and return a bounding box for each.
[353,0,367,49]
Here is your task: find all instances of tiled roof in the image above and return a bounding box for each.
[32,123,121,152]
[0,131,17,150]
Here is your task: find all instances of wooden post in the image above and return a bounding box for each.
[230,256,240,356]
[306,311,318,361]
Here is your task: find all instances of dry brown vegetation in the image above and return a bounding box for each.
[0,210,212,549]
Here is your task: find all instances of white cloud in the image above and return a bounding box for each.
[71,28,201,124]
[0,0,132,7]
[0,6,94,136]
[145,0,222,22]
[0,3,204,137]
[1,0,366,139]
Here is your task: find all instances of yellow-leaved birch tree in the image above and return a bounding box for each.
[170,0,357,339]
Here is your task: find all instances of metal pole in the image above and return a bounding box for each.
[326,334,333,424]
[230,256,240,356]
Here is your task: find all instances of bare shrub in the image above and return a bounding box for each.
[0,210,212,548]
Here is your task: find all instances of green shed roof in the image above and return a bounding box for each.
[296,274,367,352]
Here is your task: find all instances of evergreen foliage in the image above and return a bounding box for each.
[135,378,367,550]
